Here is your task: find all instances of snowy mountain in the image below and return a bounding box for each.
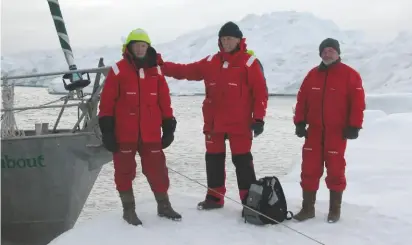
[1,11,411,95]
[355,31,412,93]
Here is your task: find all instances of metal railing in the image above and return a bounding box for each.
[0,66,110,81]
[1,58,111,135]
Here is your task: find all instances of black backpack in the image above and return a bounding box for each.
[243,176,293,225]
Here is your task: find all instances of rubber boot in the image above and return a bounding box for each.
[293,190,316,222]
[197,194,224,210]
[154,193,182,221]
[119,189,142,226]
[197,200,224,210]
[197,200,223,210]
[327,190,343,223]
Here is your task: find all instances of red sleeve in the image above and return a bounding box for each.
[98,66,119,117]
[293,71,311,124]
[158,74,173,119]
[161,57,208,81]
[247,57,268,120]
[348,70,366,128]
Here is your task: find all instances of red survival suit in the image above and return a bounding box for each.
[98,47,174,193]
[161,38,268,205]
[293,60,366,192]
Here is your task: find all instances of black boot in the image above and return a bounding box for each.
[327,190,343,223]
[197,197,224,210]
[154,193,182,221]
[293,190,316,222]
[198,152,226,210]
[119,189,142,226]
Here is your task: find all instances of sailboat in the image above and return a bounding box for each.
[1,1,113,244]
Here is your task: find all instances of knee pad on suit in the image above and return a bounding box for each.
[205,152,226,188]
[232,152,256,190]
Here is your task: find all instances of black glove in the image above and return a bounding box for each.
[295,122,307,138]
[343,126,360,140]
[102,133,118,153]
[251,119,264,137]
[98,116,118,153]
[161,117,177,149]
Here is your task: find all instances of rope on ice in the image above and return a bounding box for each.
[167,167,326,245]
[1,80,25,138]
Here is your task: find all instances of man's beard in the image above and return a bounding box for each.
[322,58,336,65]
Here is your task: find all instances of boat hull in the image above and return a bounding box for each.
[1,131,112,245]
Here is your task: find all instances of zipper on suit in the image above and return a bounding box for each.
[321,70,328,161]
[210,57,225,133]
[136,69,142,148]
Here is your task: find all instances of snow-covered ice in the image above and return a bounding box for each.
[38,91,412,245]
[366,93,412,114]
[2,11,412,95]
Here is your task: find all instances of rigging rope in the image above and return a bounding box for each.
[167,166,326,245]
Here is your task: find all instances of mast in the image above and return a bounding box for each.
[46,0,85,97]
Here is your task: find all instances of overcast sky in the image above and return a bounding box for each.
[1,0,412,54]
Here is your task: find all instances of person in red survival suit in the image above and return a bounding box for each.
[292,38,366,223]
[98,28,181,226]
[159,21,268,212]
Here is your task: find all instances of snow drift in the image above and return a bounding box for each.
[1,11,411,95]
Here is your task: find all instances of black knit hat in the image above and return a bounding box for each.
[319,38,340,56]
[218,21,243,39]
